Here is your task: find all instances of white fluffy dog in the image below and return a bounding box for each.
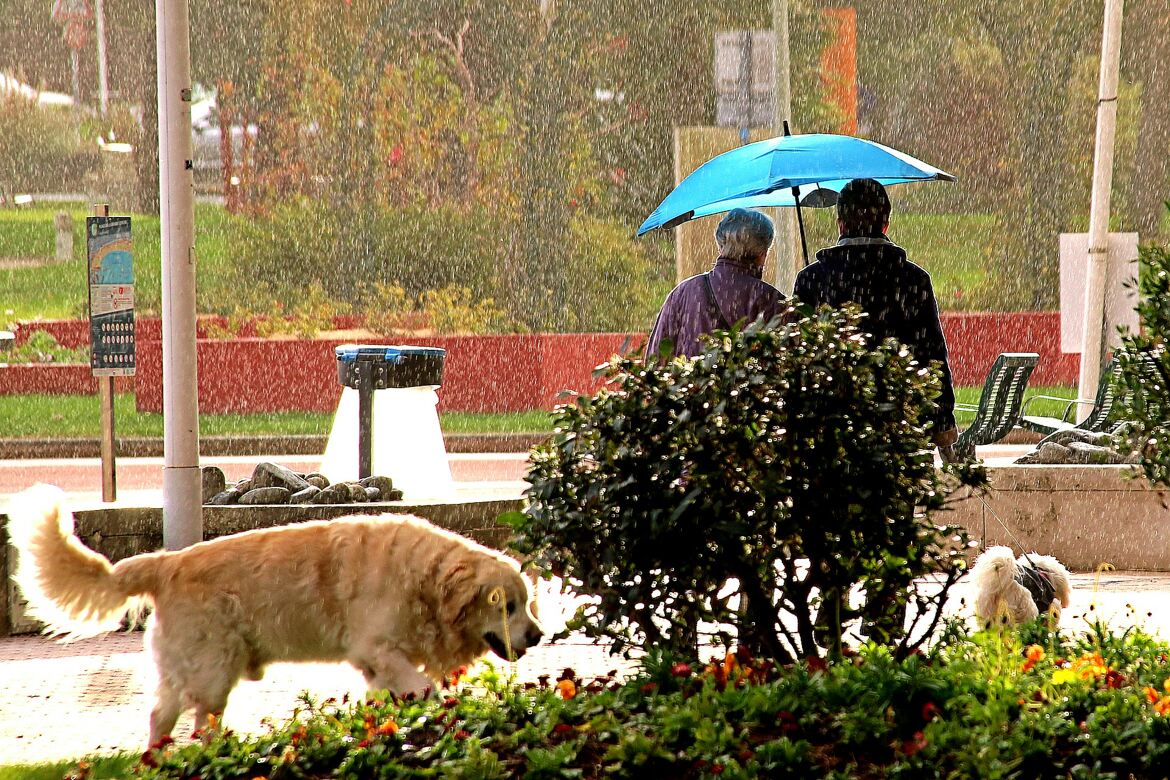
[970,545,1072,626]
[7,484,543,745]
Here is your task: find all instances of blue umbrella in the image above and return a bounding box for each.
[637,129,956,264]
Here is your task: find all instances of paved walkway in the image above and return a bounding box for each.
[4,442,1157,765]
[4,571,1170,764]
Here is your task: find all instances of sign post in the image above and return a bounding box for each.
[87,204,135,502]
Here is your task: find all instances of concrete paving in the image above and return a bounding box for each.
[4,570,1170,764]
[5,442,1163,765]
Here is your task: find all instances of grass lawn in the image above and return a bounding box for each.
[0,393,553,438]
[2,202,998,324]
[1,202,235,322]
[0,757,136,780]
[0,390,1065,439]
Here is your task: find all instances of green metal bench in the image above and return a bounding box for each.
[1022,351,1162,438]
[952,352,1040,461]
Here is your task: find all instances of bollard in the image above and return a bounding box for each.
[53,211,73,262]
[334,345,446,479]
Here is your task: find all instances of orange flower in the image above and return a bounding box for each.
[376,720,399,736]
[1155,697,1170,717]
[1145,686,1161,704]
[556,679,577,700]
[1021,645,1045,672]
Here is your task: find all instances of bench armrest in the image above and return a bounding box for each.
[1021,394,1090,422]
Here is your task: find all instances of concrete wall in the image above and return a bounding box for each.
[947,465,1170,571]
[1,498,521,636]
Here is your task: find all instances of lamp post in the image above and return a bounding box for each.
[1077,0,1125,418]
[156,0,202,549]
[771,0,799,294]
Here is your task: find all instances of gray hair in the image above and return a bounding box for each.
[714,208,774,262]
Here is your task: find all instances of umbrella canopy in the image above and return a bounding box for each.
[637,133,955,236]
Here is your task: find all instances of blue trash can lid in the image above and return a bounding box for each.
[335,344,446,363]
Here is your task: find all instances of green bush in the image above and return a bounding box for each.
[1114,233,1170,486]
[57,622,1170,779]
[508,308,983,663]
[0,96,96,198]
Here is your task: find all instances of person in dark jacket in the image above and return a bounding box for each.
[646,208,786,360]
[793,178,958,453]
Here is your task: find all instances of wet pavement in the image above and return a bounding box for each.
[3,443,1166,764]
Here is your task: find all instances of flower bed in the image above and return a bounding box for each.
[57,622,1170,778]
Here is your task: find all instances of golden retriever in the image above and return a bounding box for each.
[6,484,543,745]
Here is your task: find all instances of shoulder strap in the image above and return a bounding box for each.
[702,272,731,330]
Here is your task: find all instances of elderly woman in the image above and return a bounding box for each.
[646,208,786,359]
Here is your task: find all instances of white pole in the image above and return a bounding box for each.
[156,0,202,549]
[95,0,109,114]
[1077,0,1125,419]
[771,0,799,294]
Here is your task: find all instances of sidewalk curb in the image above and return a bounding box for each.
[0,432,549,460]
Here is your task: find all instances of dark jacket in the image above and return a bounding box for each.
[793,236,956,432]
[646,257,786,359]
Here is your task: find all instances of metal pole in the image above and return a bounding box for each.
[771,0,799,294]
[357,361,374,480]
[94,203,116,502]
[156,0,202,549]
[95,0,109,114]
[1077,0,1125,419]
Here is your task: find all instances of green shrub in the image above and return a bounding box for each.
[508,307,983,663]
[56,623,1170,779]
[3,330,88,363]
[0,96,94,198]
[1114,232,1170,486]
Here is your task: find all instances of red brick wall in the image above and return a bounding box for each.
[4,313,1081,409]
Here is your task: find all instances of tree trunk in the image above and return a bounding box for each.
[1123,7,1170,241]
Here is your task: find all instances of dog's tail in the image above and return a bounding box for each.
[7,484,161,639]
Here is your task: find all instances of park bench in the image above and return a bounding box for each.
[952,352,1040,461]
[1022,350,1164,439]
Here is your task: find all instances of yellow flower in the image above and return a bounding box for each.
[1052,668,1079,686]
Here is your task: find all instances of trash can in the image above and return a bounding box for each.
[333,345,446,479]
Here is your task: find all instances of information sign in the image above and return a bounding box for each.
[87,216,135,376]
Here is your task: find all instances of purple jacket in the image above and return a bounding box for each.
[646,257,787,359]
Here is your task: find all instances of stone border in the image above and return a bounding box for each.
[946,464,1170,570]
[1,498,522,636]
[0,432,550,460]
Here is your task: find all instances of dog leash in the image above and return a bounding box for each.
[487,586,515,662]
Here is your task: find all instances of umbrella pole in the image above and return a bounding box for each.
[791,186,809,266]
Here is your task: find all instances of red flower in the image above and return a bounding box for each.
[805,655,828,674]
[553,723,574,735]
[640,682,658,694]
[921,701,940,722]
[901,730,928,757]
[671,662,693,678]
[710,763,725,775]
[454,729,471,740]
[443,697,459,709]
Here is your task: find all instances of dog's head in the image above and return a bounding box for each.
[441,554,543,661]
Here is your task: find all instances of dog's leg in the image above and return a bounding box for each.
[148,682,182,746]
[357,645,435,698]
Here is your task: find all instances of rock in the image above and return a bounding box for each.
[239,486,292,505]
[310,485,350,504]
[208,488,243,505]
[1044,428,1115,448]
[291,486,322,503]
[344,482,368,502]
[360,476,394,496]
[386,488,404,501]
[201,466,227,504]
[1067,442,1129,465]
[305,473,330,489]
[234,478,253,493]
[364,487,381,501]
[252,462,310,492]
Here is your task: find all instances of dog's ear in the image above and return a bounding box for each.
[439,561,482,628]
